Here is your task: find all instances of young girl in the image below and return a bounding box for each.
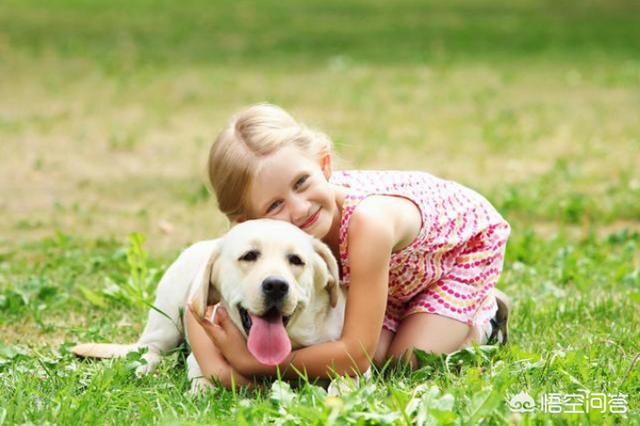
[186,103,511,388]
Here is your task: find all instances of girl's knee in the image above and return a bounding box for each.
[373,328,394,367]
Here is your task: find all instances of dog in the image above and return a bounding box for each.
[72,219,347,391]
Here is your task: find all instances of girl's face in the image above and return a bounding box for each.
[242,145,337,240]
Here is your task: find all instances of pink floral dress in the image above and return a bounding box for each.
[330,170,510,332]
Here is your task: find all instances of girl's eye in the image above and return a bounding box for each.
[294,175,308,190]
[266,200,282,214]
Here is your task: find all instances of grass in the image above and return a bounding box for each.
[1,230,638,424]
[1,0,639,424]
[2,0,639,66]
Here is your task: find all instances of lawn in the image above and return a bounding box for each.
[0,0,639,424]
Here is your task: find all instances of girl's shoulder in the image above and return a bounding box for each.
[334,170,427,264]
[332,169,502,216]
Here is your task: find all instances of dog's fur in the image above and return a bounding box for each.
[72,219,346,391]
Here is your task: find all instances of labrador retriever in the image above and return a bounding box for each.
[72,219,346,391]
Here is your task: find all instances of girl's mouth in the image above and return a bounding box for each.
[301,209,321,229]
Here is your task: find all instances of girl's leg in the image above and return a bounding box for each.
[186,305,252,389]
[387,221,512,366]
[386,312,475,368]
[373,328,395,367]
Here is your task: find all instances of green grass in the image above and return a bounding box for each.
[1,0,639,424]
[1,230,638,424]
[2,0,639,67]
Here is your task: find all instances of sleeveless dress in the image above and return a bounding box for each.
[330,170,510,332]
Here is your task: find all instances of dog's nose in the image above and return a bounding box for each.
[262,277,289,302]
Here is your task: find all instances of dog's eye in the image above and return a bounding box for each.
[288,254,305,266]
[239,250,260,262]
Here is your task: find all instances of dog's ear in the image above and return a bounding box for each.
[311,238,340,308]
[189,241,222,318]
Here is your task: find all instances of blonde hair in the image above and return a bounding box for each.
[208,104,333,220]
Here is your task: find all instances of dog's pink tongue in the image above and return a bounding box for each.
[247,313,291,366]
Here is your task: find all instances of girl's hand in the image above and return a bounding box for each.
[188,304,262,376]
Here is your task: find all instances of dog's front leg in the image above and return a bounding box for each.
[186,352,213,395]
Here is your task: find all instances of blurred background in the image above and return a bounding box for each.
[1,0,639,253]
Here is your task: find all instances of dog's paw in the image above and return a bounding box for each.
[189,377,214,396]
[134,352,162,377]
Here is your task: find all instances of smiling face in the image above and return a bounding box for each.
[241,146,338,240]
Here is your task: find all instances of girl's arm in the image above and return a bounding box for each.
[194,204,396,379]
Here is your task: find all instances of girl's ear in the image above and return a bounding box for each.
[320,153,332,179]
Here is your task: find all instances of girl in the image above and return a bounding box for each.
[186,104,511,388]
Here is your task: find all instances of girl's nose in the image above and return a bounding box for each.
[289,196,311,224]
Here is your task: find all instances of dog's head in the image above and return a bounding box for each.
[190,219,340,366]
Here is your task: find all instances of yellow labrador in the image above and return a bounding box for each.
[73,219,346,391]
